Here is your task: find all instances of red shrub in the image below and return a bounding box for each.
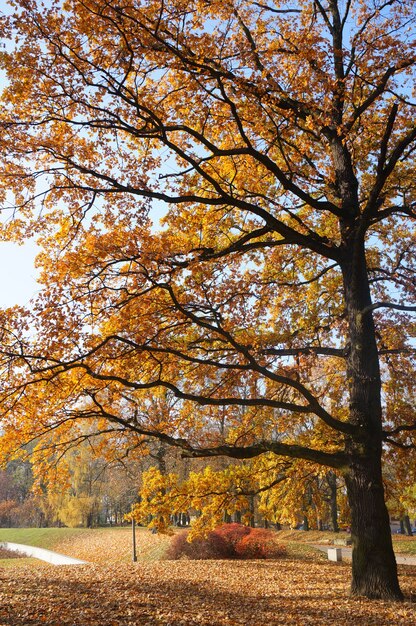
[166,529,231,560]
[213,523,251,555]
[167,524,286,560]
[235,528,287,559]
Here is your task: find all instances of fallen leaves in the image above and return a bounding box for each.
[0,557,415,625]
[50,527,171,564]
[0,530,414,624]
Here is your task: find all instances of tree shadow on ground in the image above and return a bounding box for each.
[0,561,414,625]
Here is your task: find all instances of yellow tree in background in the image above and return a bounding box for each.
[0,0,415,600]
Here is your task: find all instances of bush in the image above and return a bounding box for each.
[235,528,287,559]
[167,529,231,560]
[167,524,286,560]
[213,522,251,555]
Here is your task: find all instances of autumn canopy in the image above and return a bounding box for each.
[0,0,415,601]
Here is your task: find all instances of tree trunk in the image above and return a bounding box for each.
[249,496,255,527]
[404,515,412,537]
[345,459,402,600]
[340,232,403,600]
[327,471,339,532]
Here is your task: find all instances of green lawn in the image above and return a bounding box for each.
[0,528,93,566]
[0,526,414,568]
[0,527,93,549]
[0,526,172,565]
[274,529,415,556]
[391,535,416,555]
[0,525,133,548]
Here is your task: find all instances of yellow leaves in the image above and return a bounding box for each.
[131,464,257,537]
[128,466,178,533]
[133,456,345,539]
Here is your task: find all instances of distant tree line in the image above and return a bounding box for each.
[0,439,414,534]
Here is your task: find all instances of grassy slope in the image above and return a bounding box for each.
[274,529,416,556]
[0,527,92,549]
[0,527,414,568]
[0,526,172,565]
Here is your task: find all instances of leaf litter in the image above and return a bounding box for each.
[0,529,414,625]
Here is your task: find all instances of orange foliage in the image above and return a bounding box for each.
[0,0,415,600]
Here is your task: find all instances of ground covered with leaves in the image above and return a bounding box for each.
[0,531,415,625]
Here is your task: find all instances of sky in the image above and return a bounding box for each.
[0,14,39,309]
[0,241,39,308]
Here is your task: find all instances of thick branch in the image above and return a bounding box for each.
[361,302,416,316]
[182,440,349,470]
[263,346,346,358]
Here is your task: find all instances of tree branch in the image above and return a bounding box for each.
[361,302,416,316]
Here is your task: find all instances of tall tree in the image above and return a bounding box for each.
[0,0,415,599]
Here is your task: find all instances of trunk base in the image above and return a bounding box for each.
[349,565,404,601]
[346,461,404,601]
[349,533,403,600]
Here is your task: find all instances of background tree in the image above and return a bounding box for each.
[0,0,415,600]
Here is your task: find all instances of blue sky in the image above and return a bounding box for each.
[0,241,39,307]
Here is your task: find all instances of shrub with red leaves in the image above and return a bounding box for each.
[235,528,287,559]
[167,524,286,560]
[166,529,231,560]
[213,523,251,556]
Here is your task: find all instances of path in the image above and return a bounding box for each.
[0,541,88,565]
[313,544,416,565]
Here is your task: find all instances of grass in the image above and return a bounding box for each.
[0,525,173,564]
[273,529,415,556]
[392,535,416,555]
[0,527,94,568]
[0,527,91,549]
[0,526,414,567]
[274,529,352,544]
[0,526,415,624]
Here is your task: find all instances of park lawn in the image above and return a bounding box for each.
[273,529,416,557]
[392,535,416,555]
[0,526,172,564]
[51,526,172,563]
[0,527,414,565]
[0,527,338,565]
[0,527,91,549]
[0,527,414,624]
[0,558,415,625]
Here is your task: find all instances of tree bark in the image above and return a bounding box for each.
[404,515,412,537]
[340,230,403,599]
[345,459,402,599]
[326,471,339,532]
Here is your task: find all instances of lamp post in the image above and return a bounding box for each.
[132,519,137,562]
